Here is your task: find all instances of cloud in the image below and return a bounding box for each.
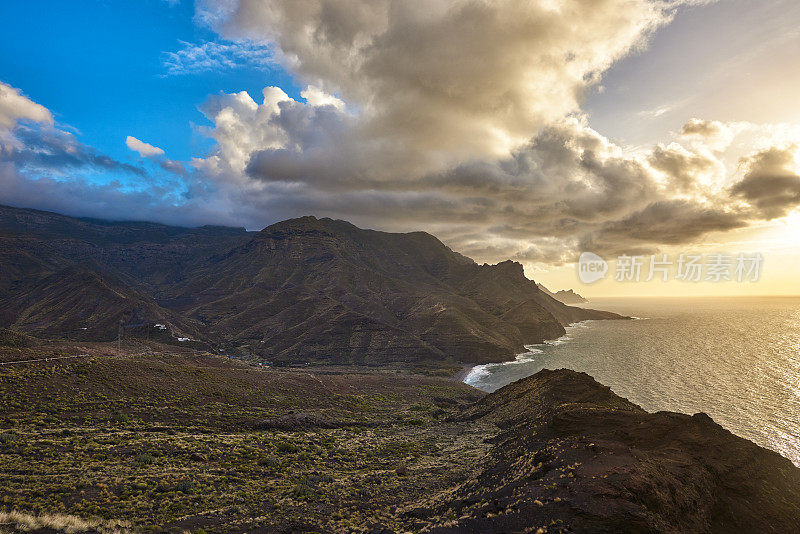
[5,2,800,268]
[300,86,345,111]
[159,158,187,175]
[162,40,274,75]
[125,136,187,176]
[0,82,52,129]
[2,123,145,177]
[731,145,800,219]
[648,142,723,191]
[0,161,243,228]
[581,199,747,257]
[126,136,165,158]
[199,0,678,167]
[0,81,146,181]
[680,118,747,152]
[191,82,800,263]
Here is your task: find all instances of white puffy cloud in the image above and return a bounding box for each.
[199,0,678,167]
[0,82,52,130]
[300,86,345,111]
[126,136,165,158]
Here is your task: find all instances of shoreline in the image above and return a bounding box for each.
[451,364,475,383]
[456,319,602,387]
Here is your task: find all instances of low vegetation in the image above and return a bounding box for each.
[0,340,486,533]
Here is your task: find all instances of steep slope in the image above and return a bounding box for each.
[427,369,800,533]
[0,206,624,364]
[167,216,623,364]
[0,205,250,341]
[3,266,202,341]
[0,204,252,294]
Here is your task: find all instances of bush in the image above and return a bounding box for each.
[275,441,298,454]
[0,329,29,347]
[290,483,317,501]
[0,431,20,445]
[258,456,280,468]
[110,413,130,425]
[175,480,194,493]
[134,453,155,465]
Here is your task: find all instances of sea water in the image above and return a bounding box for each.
[464,296,800,466]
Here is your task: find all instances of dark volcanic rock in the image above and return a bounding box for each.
[429,369,800,533]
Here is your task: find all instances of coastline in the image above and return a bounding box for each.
[458,319,601,388]
[452,364,475,382]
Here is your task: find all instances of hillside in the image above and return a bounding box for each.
[0,206,623,365]
[1,342,797,533]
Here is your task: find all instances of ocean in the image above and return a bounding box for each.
[464,296,800,466]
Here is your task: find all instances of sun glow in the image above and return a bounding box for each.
[760,211,800,250]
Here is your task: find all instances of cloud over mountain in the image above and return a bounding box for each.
[3,1,800,266]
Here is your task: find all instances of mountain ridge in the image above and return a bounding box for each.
[0,205,624,365]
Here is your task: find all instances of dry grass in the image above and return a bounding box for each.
[0,511,131,533]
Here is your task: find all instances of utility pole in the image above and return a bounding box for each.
[118,319,123,357]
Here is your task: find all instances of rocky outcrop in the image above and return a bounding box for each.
[427,369,800,533]
[537,283,589,304]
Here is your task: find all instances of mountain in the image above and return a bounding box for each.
[537,283,589,304]
[0,205,251,343]
[0,205,624,364]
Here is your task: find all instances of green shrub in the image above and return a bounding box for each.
[290,483,317,501]
[275,441,298,454]
[175,480,194,493]
[134,453,155,465]
[110,413,130,425]
[0,329,29,347]
[258,455,280,468]
[0,431,20,444]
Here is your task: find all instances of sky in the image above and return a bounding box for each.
[1,0,799,297]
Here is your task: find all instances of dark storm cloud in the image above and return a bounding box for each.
[730,145,800,219]
[580,199,748,257]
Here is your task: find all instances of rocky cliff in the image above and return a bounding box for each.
[0,205,624,364]
[428,369,800,532]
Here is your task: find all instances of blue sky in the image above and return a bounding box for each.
[0,0,299,167]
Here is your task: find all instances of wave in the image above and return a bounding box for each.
[463,347,544,385]
[464,321,601,387]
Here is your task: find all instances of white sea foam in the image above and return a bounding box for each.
[463,364,492,385]
[464,347,545,385]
